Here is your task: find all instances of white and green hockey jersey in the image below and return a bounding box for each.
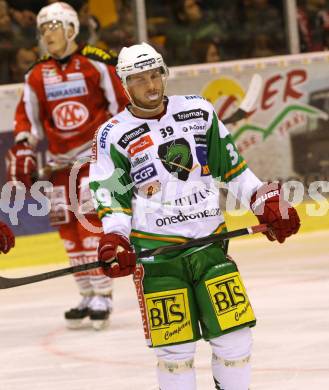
[89,95,262,255]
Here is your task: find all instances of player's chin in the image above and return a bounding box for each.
[145,97,163,109]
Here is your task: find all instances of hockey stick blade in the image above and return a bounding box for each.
[0,224,267,289]
[222,74,262,125]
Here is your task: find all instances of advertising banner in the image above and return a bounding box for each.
[167,51,329,184]
[1,51,328,235]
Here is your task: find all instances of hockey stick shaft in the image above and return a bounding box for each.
[222,74,262,125]
[0,224,267,289]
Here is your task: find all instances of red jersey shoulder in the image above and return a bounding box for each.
[27,54,53,72]
[80,45,118,66]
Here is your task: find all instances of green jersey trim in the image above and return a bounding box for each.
[207,112,248,183]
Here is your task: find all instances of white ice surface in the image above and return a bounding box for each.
[0,231,328,390]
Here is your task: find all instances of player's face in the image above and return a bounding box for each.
[39,21,67,58]
[126,68,165,110]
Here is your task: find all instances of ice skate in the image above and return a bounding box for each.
[64,295,93,329]
[89,294,113,330]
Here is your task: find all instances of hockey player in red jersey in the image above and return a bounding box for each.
[0,221,15,254]
[6,2,128,330]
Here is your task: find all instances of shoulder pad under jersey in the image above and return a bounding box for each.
[80,45,118,65]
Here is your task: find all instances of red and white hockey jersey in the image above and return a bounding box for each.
[14,45,128,163]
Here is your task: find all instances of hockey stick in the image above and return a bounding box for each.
[222,74,262,125]
[0,224,267,289]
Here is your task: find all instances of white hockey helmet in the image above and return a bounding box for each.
[37,2,80,42]
[116,42,168,87]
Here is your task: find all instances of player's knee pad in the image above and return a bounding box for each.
[155,342,196,374]
[210,327,252,367]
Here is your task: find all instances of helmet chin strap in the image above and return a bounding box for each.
[125,76,168,114]
[58,32,76,59]
[43,28,76,60]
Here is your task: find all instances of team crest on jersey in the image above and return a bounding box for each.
[53,101,89,130]
[158,138,194,181]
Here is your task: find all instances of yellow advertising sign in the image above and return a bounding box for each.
[206,272,256,330]
[144,288,193,347]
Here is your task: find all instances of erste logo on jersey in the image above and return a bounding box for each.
[132,163,157,184]
[118,123,150,149]
[53,101,89,130]
[100,119,120,148]
[128,135,154,157]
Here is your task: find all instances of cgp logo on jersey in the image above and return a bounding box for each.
[173,109,209,122]
[53,101,89,130]
[158,138,193,181]
[132,163,157,184]
[45,79,88,101]
[206,272,256,331]
[144,288,193,347]
[118,123,150,149]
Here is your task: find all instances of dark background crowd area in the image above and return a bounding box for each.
[0,0,329,85]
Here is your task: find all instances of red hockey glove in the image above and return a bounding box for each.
[6,142,37,189]
[250,183,300,243]
[0,221,15,254]
[98,233,136,278]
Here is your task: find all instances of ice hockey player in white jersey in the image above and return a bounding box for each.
[89,43,300,389]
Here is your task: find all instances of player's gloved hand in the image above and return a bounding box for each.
[0,221,15,254]
[6,142,37,189]
[98,233,136,277]
[250,183,300,243]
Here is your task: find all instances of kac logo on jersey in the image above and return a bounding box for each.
[132,163,157,184]
[53,101,89,130]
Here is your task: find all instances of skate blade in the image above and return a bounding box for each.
[91,319,109,331]
[66,319,85,329]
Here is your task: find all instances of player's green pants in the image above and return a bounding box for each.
[133,244,256,348]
